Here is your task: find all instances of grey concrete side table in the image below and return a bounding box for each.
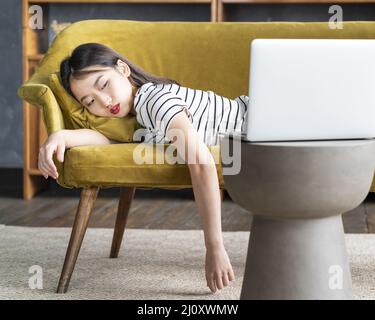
[220,136,375,300]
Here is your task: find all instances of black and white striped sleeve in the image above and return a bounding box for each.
[146,89,190,138]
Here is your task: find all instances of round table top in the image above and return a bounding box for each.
[222,134,375,147]
[246,139,375,147]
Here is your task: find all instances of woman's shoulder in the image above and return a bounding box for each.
[133,82,172,110]
[136,82,155,95]
[149,81,182,92]
[136,81,185,98]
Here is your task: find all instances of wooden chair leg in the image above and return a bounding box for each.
[109,186,136,258]
[56,186,99,294]
[220,189,225,201]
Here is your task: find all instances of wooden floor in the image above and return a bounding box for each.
[1,180,375,233]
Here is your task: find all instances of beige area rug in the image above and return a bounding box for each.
[0,224,374,300]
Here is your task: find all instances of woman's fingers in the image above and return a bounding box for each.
[39,162,55,179]
[228,267,235,282]
[38,149,48,178]
[207,271,234,294]
[38,162,48,178]
[44,145,58,177]
[39,145,58,179]
[56,143,65,163]
[222,272,230,287]
[207,274,216,293]
[207,271,236,293]
[216,273,224,291]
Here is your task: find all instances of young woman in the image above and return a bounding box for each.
[38,43,249,294]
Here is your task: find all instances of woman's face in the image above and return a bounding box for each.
[70,59,138,118]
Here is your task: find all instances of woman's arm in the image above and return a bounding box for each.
[60,128,113,148]
[166,111,235,293]
[38,128,114,179]
[167,114,223,248]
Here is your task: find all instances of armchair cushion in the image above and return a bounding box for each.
[61,143,225,190]
[48,72,143,142]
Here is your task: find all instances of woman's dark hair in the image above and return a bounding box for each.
[60,42,181,103]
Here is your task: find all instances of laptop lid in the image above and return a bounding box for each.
[244,38,375,142]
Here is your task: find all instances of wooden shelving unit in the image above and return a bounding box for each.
[217,0,375,21]
[21,0,375,199]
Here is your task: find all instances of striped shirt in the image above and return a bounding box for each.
[132,82,249,146]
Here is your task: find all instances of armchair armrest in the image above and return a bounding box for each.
[17,82,65,135]
[17,80,69,188]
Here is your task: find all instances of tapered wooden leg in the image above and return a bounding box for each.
[220,189,225,201]
[109,187,136,258]
[56,186,99,293]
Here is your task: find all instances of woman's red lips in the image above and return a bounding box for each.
[110,103,120,114]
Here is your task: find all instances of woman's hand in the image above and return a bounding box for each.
[205,245,235,293]
[38,130,66,180]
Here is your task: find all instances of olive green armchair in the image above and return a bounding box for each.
[17,19,375,293]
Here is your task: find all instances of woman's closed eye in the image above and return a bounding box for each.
[102,81,108,90]
[87,81,108,107]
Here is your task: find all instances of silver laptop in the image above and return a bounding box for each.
[240,38,375,142]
